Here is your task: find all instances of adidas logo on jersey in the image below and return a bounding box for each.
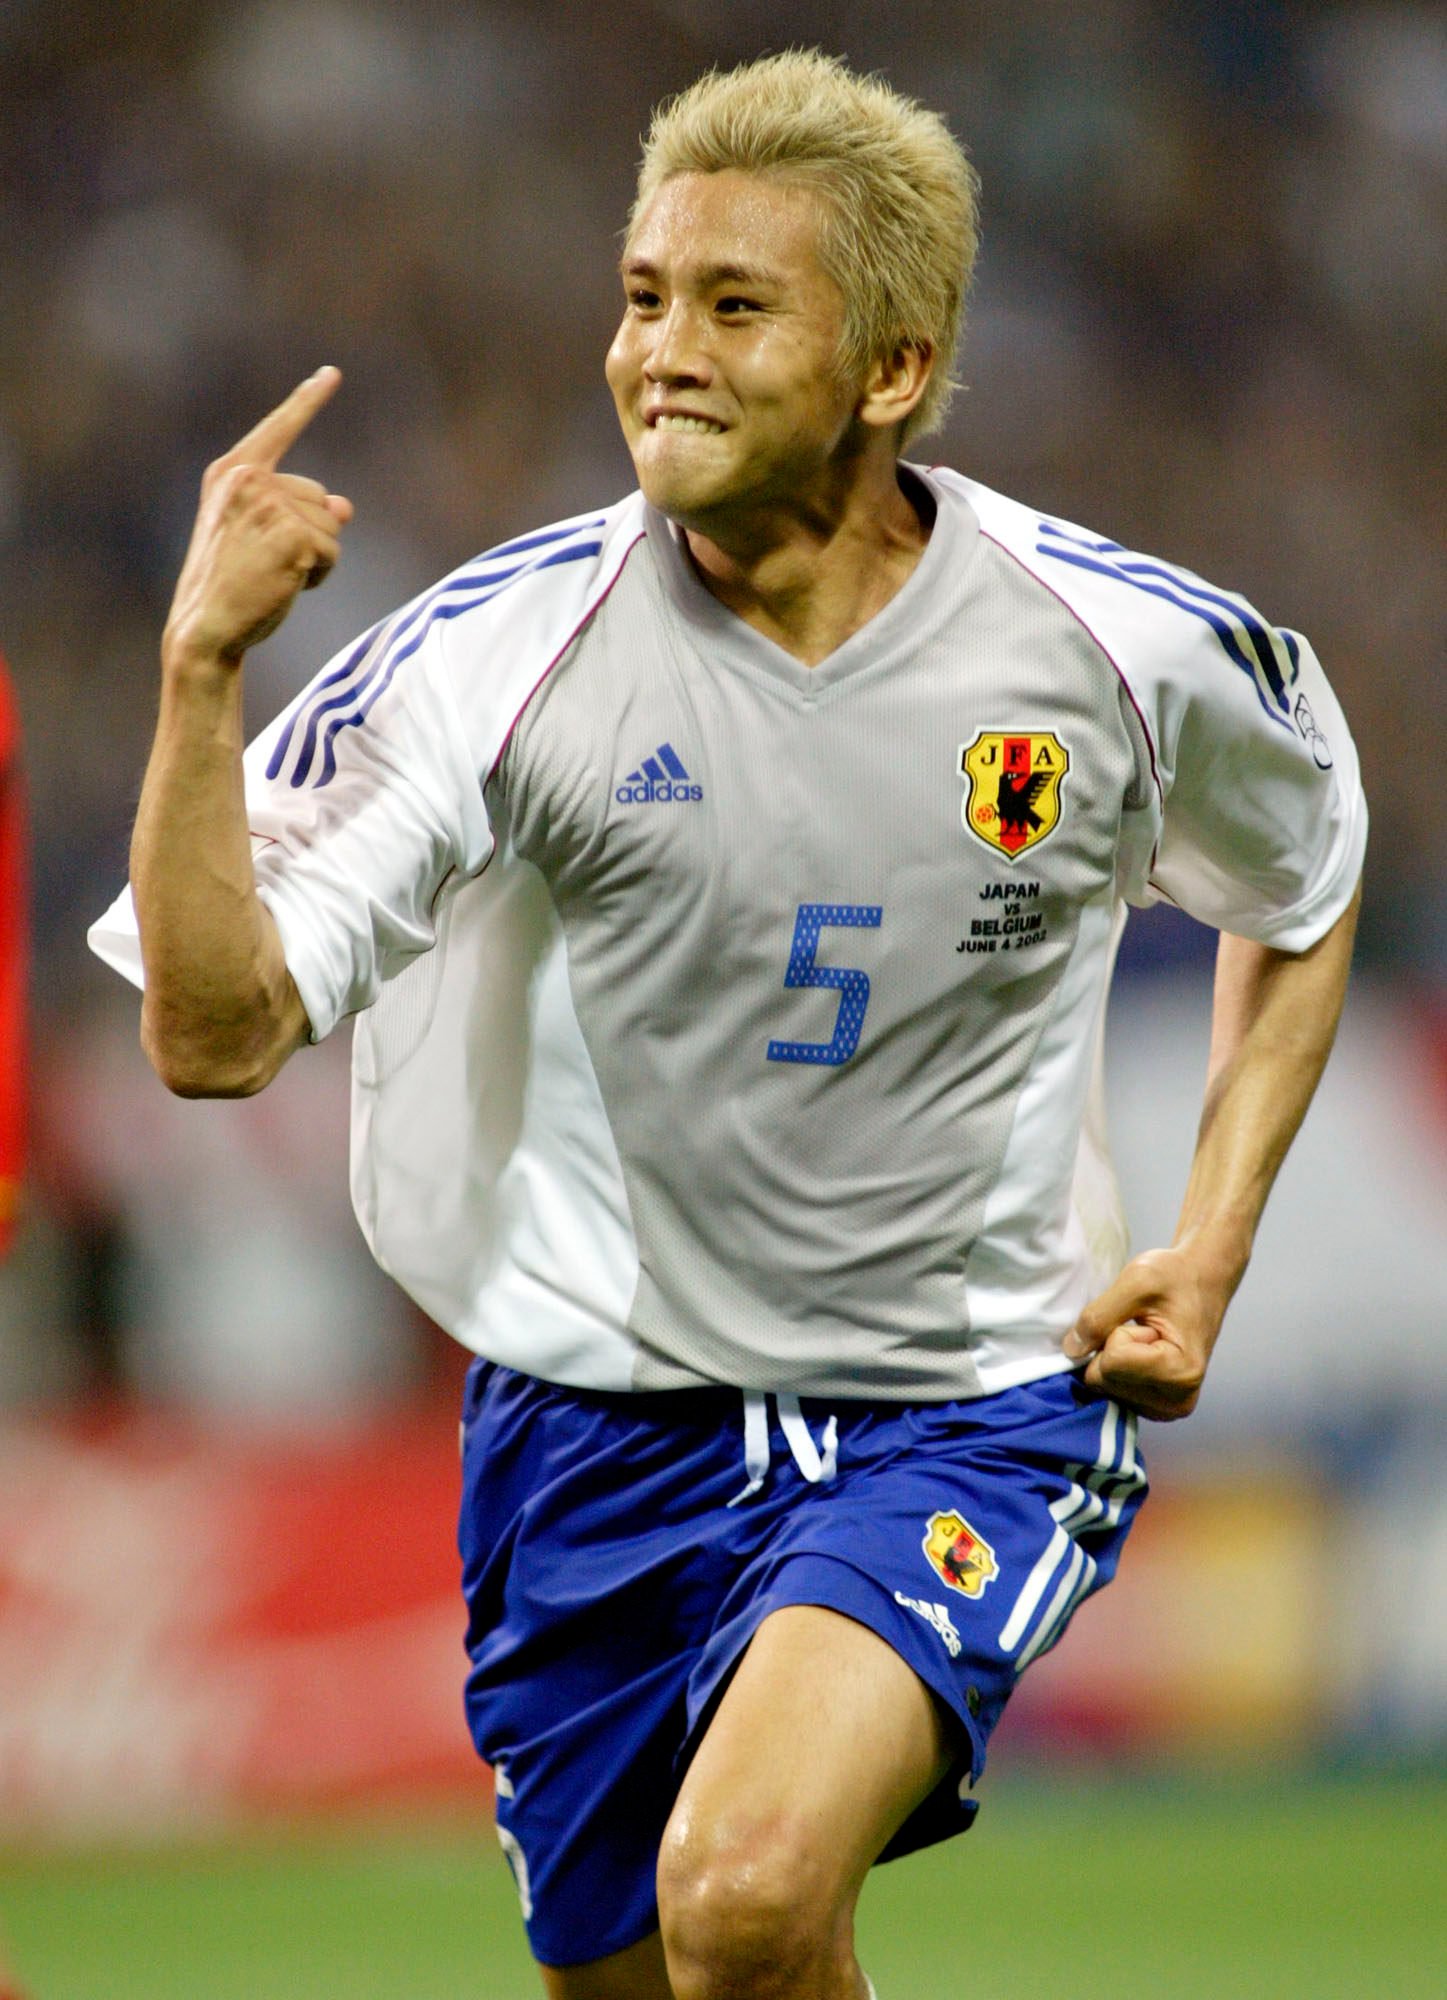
[615,742,703,805]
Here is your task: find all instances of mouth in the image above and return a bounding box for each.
[647,412,726,435]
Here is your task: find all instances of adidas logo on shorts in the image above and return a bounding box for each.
[893,1590,962,1658]
[615,741,703,805]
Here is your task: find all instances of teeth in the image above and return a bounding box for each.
[654,414,724,434]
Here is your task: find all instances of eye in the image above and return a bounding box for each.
[626,285,662,311]
[716,295,763,317]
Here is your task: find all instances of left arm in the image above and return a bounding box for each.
[1064,878,1362,1419]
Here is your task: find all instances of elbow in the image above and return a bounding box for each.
[151,1055,274,1100]
[140,1002,289,1100]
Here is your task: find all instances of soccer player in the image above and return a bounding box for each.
[93,52,1365,2000]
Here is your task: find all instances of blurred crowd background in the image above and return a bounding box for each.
[0,0,1444,1819]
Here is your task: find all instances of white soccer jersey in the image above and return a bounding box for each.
[91,469,1367,1400]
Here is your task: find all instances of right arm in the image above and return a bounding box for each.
[133,369,353,1097]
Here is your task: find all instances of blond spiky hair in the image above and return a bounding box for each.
[629,49,981,444]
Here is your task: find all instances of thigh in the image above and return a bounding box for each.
[458,1363,756,1970]
[663,1603,956,1914]
[678,1374,1147,1861]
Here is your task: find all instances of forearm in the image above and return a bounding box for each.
[1173,880,1363,1295]
[133,642,308,1097]
[131,370,349,1096]
[1066,880,1362,1418]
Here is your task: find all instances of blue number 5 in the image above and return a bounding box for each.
[766,902,883,1067]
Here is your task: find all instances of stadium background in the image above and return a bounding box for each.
[1,2,1444,1994]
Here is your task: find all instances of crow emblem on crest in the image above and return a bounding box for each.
[996,768,1051,843]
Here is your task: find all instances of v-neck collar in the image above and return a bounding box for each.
[644,465,980,698]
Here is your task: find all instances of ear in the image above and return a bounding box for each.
[857,341,934,433]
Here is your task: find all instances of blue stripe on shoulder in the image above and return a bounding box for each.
[264,621,383,782]
[269,533,605,791]
[1035,524,1294,728]
[482,518,606,560]
[275,557,537,787]
[266,555,532,785]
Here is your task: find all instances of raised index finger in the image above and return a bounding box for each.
[215,366,342,473]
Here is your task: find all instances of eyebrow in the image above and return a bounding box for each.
[620,255,785,289]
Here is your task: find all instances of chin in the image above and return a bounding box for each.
[635,464,728,527]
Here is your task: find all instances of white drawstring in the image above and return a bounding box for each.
[727,1391,772,1507]
[778,1394,838,1484]
[727,1391,839,1506]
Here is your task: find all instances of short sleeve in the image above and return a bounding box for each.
[944,479,1368,956]
[89,502,640,1034]
[243,613,494,1041]
[1145,621,1367,951]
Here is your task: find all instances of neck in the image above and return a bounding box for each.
[680,457,933,668]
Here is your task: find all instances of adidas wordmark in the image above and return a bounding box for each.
[615,741,703,805]
[893,1591,962,1658]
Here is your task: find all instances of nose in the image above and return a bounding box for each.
[643,301,712,387]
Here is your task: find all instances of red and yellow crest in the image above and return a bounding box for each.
[922,1509,999,1600]
[959,731,1070,860]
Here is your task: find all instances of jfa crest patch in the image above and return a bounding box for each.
[922,1509,999,1599]
[959,731,1070,860]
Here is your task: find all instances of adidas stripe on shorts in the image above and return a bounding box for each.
[458,1360,1146,1968]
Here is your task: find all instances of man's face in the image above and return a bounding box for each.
[606,170,865,535]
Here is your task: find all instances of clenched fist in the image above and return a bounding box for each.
[1062,1240,1241,1421]
[164,367,353,669]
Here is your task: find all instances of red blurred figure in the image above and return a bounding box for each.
[0,655,27,2000]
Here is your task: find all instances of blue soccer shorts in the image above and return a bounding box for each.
[457,1360,1147,1968]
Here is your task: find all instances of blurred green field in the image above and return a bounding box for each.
[3,1772,1444,1999]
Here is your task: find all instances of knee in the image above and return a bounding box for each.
[657,1812,850,2000]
